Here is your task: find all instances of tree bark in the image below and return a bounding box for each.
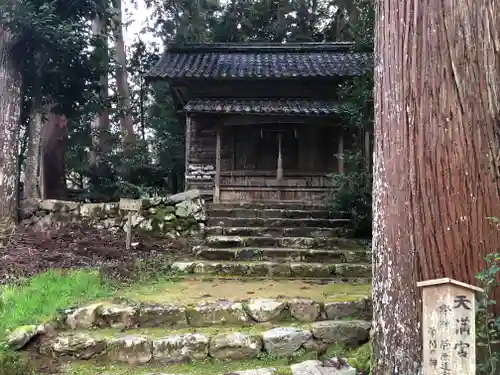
[112,0,136,149]
[372,1,500,374]
[40,106,68,200]
[0,27,21,224]
[24,109,42,199]
[89,11,111,166]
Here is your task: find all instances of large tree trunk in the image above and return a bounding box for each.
[0,27,21,224]
[112,0,135,149]
[372,1,500,374]
[40,107,68,200]
[24,109,42,199]
[89,11,110,167]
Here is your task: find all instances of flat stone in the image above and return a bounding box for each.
[303,339,329,354]
[7,325,43,350]
[311,320,371,346]
[65,303,102,329]
[291,360,356,375]
[137,304,188,328]
[289,299,321,322]
[45,332,106,359]
[262,327,311,357]
[290,263,335,277]
[152,333,209,363]
[245,299,288,322]
[227,369,277,375]
[107,335,152,364]
[171,262,196,273]
[175,200,202,218]
[168,189,201,203]
[39,200,80,212]
[210,332,262,360]
[98,304,137,329]
[324,300,371,320]
[335,264,371,278]
[187,301,250,327]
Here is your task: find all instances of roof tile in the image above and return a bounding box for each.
[147,43,372,79]
[183,99,347,116]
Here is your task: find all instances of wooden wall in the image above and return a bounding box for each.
[185,114,345,201]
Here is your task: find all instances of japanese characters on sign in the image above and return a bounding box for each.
[417,278,482,375]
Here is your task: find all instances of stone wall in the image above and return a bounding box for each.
[20,189,206,238]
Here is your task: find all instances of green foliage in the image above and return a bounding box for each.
[327,1,373,239]
[0,270,112,337]
[476,251,500,375]
[347,342,371,373]
[0,347,35,375]
[0,270,113,375]
[329,151,372,238]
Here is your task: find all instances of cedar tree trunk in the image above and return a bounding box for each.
[0,27,21,224]
[112,0,135,149]
[372,1,500,374]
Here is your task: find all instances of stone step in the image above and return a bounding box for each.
[196,247,371,263]
[172,260,371,280]
[204,236,363,250]
[205,226,353,238]
[207,217,351,229]
[38,320,371,365]
[208,208,335,219]
[209,202,329,211]
[59,296,372,331]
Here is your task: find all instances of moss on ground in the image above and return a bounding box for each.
[120,279,371,304]
[74,320,310,339]
[61,344,350,375]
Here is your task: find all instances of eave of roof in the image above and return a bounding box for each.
[183,98,349,116]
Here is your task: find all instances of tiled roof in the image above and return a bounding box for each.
[183,99,347,115]
[147,42,372,80]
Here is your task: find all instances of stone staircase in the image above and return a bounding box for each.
[13,279,372,375]
[185,201,372,281]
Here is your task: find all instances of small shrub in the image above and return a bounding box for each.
[329,151,372,238]
[347,343,371,374]
[0,346,35,375]
[476,252,500,375]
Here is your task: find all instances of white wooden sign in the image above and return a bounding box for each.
[119,199,142,249]
[417,278,483,375]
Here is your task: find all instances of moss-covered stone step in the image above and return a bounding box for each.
[59,343,368,375]
[207,208,334,220]
[53,296,371,332]
[205,226,357,239]
[196,247,371,263]
[117,279,371,305]
[171,261,371,280]
[206,217,351,229]
[209,202,330,211]
[37,320,370,365]
[204,236,361,250]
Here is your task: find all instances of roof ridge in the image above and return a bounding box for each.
[166,42,363,53]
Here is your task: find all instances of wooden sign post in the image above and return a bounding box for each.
[417,278,484,375]
[119,199,142,249]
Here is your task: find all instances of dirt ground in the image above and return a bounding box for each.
[0,224,190,285]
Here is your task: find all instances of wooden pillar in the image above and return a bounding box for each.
[337,130,344,173]
[277,132,283,180]
[214,124,222,203]
[185,115,192,188]
[364,130,371,172]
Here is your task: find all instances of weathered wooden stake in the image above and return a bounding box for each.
[337,130,344,173]
[119,198,142,250]
[126,211,132,249]
[417,278,483,375]
[214,124,221,203]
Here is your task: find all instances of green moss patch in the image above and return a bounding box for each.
[60,343,351,375]
[120,279,371,304]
